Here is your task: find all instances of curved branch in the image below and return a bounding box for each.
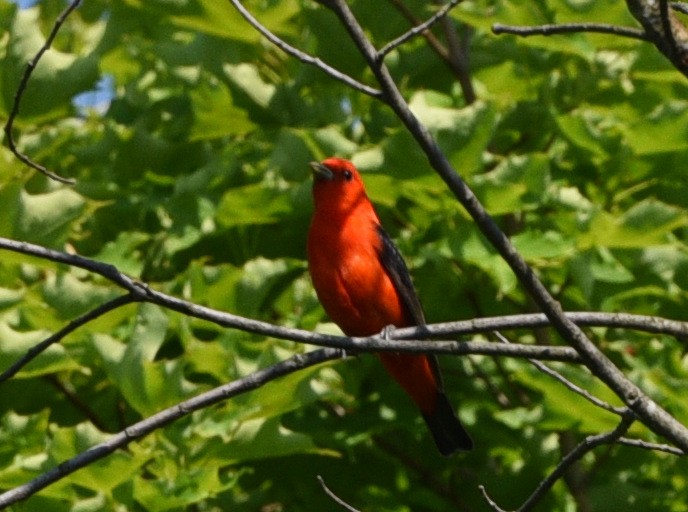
[626,0,688,77]
[3,0,81,185]
[480,413,636,512]
[386,0,475,103]
[514,413,636,512]
[4,236,688,380]
[378,0,462,60]
[317,475,362,512]
[227,0,382,98]
[0,348,343,509]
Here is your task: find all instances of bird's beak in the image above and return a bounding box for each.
[310,161,334,181]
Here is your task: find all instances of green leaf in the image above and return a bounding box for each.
[15,189,86,247]
[512,230,575,261]
[581,200,687,249]
[216,184,292,227]
[189,81,255,140]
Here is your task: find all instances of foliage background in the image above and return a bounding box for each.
[1,0,688,510]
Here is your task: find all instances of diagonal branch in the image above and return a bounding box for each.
[378,0,462,60]
[386,0,475,102]
[0,347,343,508]
[3,0,81,185]
[226,0,382,98]
[480,413,636,512]
[321,0,688,452]
[493,332,627,415]
[0,294,137,384]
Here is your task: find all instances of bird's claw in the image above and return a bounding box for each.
[380,324,396,340]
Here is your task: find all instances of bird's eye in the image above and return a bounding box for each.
[343,170,353,181]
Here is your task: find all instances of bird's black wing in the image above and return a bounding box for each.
[376,224,426,327]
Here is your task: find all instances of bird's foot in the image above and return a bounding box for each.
[380,324,396,341]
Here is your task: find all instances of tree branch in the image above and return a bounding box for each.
[386,0,475,103]
[0,294,137,384]
[617,436,685,455]
[226,0,382,98]
[2,0,81,185]
[626,0,688,76]
[515,413,636,512]
[377,0,462,60]
[0,348,343,509]
[4,236,688,383]
[492,22,650,40]
[493,332,626,416]
[480,413,636,512]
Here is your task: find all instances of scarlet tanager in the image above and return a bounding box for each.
[307,157,473,456]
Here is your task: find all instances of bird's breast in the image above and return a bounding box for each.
[308,215,407,336]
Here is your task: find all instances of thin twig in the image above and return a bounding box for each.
[386,0,475,102]
[227,0,382,98]
[378,0,462,60]
[617,436,686,455]
[3,0,81,185]
[515,414,636,512]
[317,475,362,512]
[46,375,110,431]
[479,484,509,512]
[437,1,476,104]
[492,22,650,40]
[0,294,137,384]
[493,332,627,416]
[481,413,636,512]
[0,348,343,508]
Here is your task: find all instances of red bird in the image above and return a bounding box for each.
[307,157,472,456]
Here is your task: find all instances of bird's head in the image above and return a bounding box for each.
[309,158,368,214]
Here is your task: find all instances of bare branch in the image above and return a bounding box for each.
[411,312,688,340]
[515,414,636,512]
[378,0,462,60]
[479,484,510,512]
[493,332,627,415]
[317,475,362,512]
[0,348,343,508]
[2,0,81,185]
[0,294,137,384]
[618,436,686,455]
[386,0,475,102]
[320,0,688,452]
[661,0,679,59]
[4,236,688,389]
[492,22,650,40]
[227,0,382,98]
[481,414,636,512]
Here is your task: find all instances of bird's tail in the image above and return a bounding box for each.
[378,353,473,455]
[422,390,473,456]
